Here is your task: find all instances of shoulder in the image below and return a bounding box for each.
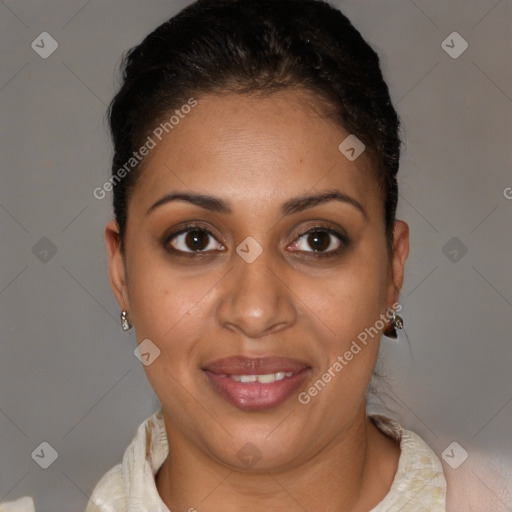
[85,407,168,511]
[85,463,126,512]
[369,415,447,512]
[0,496,36,512]
[0,411,167,512]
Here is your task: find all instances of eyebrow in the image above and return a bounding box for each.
[146,189,367,219]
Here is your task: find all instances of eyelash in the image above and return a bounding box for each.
[163,222,349,259]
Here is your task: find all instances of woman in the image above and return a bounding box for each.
[1,0,446,510]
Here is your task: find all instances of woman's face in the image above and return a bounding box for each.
[106,89,409,471]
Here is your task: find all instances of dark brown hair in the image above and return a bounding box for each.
[108,0,401,251]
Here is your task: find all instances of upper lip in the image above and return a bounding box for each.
[203,356,310,375]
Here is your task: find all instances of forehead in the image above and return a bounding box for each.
[132,90,381,217]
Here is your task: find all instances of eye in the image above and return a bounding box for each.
[166,225,224,254]
[289,227,347,257]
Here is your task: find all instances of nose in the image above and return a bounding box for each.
[216,246,297,339]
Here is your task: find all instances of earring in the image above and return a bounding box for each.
[121,310,132,331]
[384,312,403,339]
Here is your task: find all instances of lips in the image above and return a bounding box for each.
[203,355,309,375]
[202,356,311,411]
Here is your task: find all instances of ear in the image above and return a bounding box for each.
[105,219,130,312]
[386,220,409,307]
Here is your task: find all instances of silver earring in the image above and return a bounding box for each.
[384,312,403,339]
[121,310,132,331]
[393,313,404,330]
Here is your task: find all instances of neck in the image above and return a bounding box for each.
[155,402,399,512]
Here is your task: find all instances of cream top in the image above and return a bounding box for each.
[1,408,446,511]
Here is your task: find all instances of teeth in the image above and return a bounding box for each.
[256,373,275,384]
[228,371,293,383]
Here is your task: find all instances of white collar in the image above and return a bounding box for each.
[84,407,446,511]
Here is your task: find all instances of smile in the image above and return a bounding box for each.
[202,356,311,411]
[219,371,294,383]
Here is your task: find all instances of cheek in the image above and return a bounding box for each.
[313,247,388,339]
[300,241,390,393]
[125,251,214,401]
[295,250,388,417]
[124,246,209,348]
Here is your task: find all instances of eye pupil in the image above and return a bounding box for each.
[186,230,208,251]
[307,231,330,251]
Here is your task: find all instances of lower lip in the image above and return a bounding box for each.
[203,369,311,411]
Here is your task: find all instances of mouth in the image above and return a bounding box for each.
[202,355,311,411]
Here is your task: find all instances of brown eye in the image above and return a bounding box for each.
[168,228,224,253]
[296,230,341,253]
[306,231,332,252]
[184,230,209,251]
[289,226,347,257]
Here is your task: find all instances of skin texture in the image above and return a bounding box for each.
[105,89,409,511]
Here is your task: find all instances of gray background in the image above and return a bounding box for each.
[0,0,510,511]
